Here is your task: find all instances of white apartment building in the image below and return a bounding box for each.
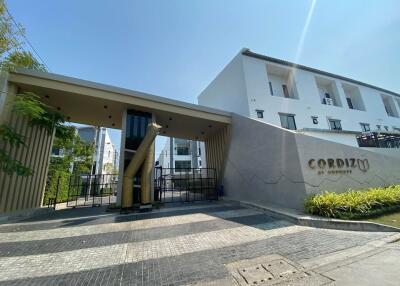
[198,48,400,149]
[78,126,118,175]
[157,137,205,172]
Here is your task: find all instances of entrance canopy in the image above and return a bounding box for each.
[8,68,231,141]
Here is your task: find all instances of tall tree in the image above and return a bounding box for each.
[0,0,62,177]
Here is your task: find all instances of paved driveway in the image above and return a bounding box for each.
[0,201,397,285]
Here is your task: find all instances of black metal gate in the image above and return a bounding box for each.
[154,167,218,203]
[66,173,118,207]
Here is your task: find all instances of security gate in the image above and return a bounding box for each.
[66,173,118,207]
[154,167,218,203]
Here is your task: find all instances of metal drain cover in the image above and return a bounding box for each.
[226,255,332,286]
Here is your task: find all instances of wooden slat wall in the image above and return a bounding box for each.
[204,126,230,184]
[0,115,54,214]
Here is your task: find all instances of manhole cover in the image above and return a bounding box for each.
[238,264,273,284]
[225,254,332,286]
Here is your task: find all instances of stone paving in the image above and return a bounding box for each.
[0,201,396,285]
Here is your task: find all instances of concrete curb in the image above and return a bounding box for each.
[238,201,400,232]
[0,207,55,224]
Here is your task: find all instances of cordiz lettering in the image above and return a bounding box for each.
[308,158,369,173]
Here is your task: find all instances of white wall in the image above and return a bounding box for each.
[240,54,400,145]
[300,131,359,147]
[198,53,250,116]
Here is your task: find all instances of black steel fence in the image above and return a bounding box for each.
[154,167,218,203]
[66,173,118,207]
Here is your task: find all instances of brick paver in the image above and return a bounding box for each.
[0,201,394,285]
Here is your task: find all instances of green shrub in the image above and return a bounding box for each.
[305,185,400,219]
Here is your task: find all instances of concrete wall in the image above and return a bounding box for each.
[361,147,400,159]
[222,114,307,210]
[297,134,400,195]
[300,130,359,147]
[198,53,250,116]
[222,114,400,210]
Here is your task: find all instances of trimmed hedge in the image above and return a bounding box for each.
[305,185,400,219]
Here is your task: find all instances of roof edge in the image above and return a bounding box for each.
[10,68,232,118]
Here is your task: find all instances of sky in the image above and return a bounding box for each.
[7,0,400,158]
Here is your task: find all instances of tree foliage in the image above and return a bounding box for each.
[0,0,66,176]
[1,50,46,71]
[0,0,22,60]
[43,126,94,204]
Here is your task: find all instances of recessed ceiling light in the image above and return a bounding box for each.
[112,123,115,127]
[45,95,49,98]
[169,117,172,121]
[108,115,112,119]
[104,105,108,109]
[66,116,71,121]
[57,107,61,111]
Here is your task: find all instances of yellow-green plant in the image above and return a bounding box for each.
[305,185,400,219]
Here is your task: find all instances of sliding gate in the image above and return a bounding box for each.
[155,167,218,203]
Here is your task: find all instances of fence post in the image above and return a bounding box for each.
[54,175,61,210]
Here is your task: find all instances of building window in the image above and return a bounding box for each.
[381,94,399,117]
[256,110,264,118]
[199,160,202,167]
[377,125,381,130]
[312,116,318,124]
[329,119,342,130]
[175,160,191,170]
[384,126,389,131]
[346,98,354,109]
[176,146,189,155]
[269,82,273,96]
[198,147,201,156]
[279,114,297,130]
[360,123,370,132]
[342,83,365,111]
[282,84,290,98]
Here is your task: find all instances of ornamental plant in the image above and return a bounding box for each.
[305,185,400,219]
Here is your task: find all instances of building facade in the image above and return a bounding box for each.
[51,126,118,175]
[198,49,400,148]
[2,57,400,215]
[77,126,118,175]
[157,138,205,172]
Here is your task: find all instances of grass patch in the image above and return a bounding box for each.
[368,212,400,228]
[305,185,400,220]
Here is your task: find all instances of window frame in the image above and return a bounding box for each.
[346,97,354,109]
[360,123,370,132]
[329,119,342,130]
[279,113,297,130]
[268,81,274,96]
[282,84,290,98]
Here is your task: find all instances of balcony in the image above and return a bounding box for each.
[315,77,342,107]
[266,64,299,99]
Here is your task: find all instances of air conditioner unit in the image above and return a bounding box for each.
[324,98,334,105]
